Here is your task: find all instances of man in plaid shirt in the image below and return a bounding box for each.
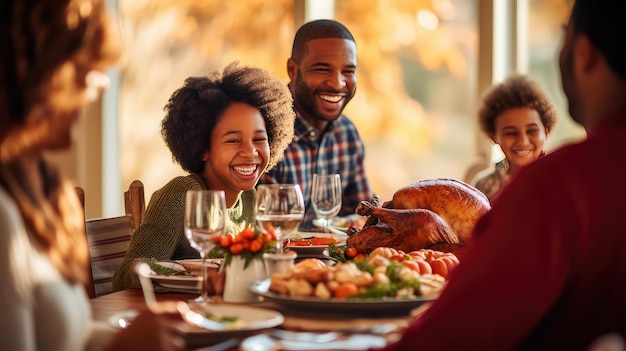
[260,19,374,230]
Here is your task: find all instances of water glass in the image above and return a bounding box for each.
[184,189,226,302]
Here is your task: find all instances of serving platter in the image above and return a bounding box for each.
[250,279,436,315]
[287,232,346,258]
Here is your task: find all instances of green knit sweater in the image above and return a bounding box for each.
[112,174,255,291]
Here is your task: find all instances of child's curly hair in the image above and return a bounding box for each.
[478,75,557,137]
[161,62,295,174]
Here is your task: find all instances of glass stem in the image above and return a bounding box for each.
[200,253,209,301]
[323,218,328,233]
[275,227,283,253]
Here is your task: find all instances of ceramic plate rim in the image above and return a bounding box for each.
[151,261,202,283]
[250,279,437,313]
[313,215,364,232]
[108,305,284,334]
[176,304,284,335]
[287,232,346,256]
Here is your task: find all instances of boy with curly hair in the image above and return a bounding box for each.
[472,75,557,201]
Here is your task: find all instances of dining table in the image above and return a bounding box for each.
[90,288,426,351]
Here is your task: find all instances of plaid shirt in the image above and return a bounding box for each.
[260,113,374,230]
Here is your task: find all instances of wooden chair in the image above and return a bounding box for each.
[85,214,133,298]
[124,179,146,232]
[75,186,134,298]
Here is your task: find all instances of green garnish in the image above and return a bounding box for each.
[352,260,421,299]
[328,246,423,299]
[327,242,347,262]
[350,280,421,299]
[147,258,186,276]
[208,315,240,323]
[197,310,242,327]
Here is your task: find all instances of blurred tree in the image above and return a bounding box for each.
[118,0,575,203]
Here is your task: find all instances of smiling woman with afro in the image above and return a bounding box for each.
[113,62,295,291]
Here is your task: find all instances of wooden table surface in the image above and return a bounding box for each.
[91,289,418,350]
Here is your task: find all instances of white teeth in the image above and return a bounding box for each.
[320,95,342,103]
[233,165,256,175]
[513,150,532,157]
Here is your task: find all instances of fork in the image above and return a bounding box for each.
[135,262,160,312]
[135,262,226,331]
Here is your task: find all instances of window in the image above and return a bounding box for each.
[78,0,578,216]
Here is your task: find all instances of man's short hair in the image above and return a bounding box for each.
[571,0,626,79]
[291,19,355,62]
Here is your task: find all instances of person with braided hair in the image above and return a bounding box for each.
[1,0,182,350]
[113,62,296,291]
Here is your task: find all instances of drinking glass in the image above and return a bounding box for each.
[185,189,226,302]
[311,174,342,233]
[255,184,305,253]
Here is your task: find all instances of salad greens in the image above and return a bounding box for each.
[352,260,421,299]
[147,258,186,276]
[327,246,422,299]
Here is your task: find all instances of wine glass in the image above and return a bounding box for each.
[255,184,305,253]
[184,189,226,302]
[311,174,342,233]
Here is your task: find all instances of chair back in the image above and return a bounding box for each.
[85,214,133,297]
[124,180,146,231]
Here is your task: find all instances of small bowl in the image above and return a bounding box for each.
[263,251,297,276]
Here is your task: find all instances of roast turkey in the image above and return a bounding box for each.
[346,178,490,256]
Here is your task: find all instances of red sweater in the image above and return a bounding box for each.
[378,111,626,350]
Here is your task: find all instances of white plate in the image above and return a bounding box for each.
[311,219,349,235]
[109,304,284,346]
[287,232,346,258]
[312,215,365,235]
[150,261,203,292]
[240,333,387,351]
[250,279,436,315]
[182,304,284,331]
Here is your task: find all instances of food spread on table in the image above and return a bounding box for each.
[345,178,490,257]
[269,247,458,300]
[288,236,342,247]
[285,233,347,258]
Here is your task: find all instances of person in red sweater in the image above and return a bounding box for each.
[376,0,626,349]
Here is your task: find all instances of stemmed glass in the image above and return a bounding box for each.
[311,174,342,234]
[255,184,305,253]
[184,189,226,302]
